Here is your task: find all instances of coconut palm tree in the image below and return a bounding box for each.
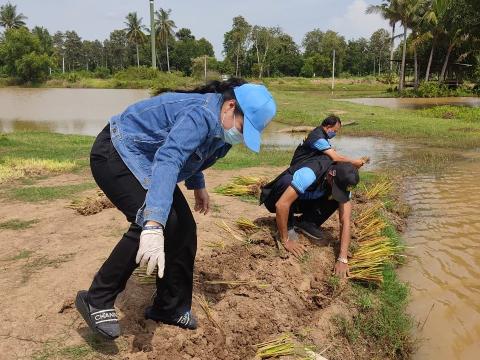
[0,2,27,30]
[395,0,424,91]
[366,0,402,72]
[124,12,146,67]
[155,8,176,72]
[422,0,451,81]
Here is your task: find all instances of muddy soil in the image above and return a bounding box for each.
[0,167,356,360]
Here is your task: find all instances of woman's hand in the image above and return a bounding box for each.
[194,188,210,215]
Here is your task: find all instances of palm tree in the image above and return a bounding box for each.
[396,0,424,91]
[155,8,176,72]
[124,12,146,67]
[366,0,401,72]
[422,0,451,81]
[0,2,27,30]
[407,3,428,89]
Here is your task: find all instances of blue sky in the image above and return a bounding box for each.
[7,0,390,58]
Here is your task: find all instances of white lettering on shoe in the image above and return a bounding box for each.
[177,312,190,326]
[92,309,118,323]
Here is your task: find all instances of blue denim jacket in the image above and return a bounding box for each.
[109,92,231,227]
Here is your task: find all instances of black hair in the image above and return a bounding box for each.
[154,77,247,115]
[321,115,342,127]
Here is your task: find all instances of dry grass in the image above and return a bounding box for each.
[0,157,77,183]
[67,190,114,215]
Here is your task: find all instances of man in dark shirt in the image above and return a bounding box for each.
[261,158,359,278]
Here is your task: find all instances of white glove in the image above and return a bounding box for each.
[136,227,165,278]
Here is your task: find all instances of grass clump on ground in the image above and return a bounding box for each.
[8,183,96,202]
[0,131,93,169]
[0,218,39,230]
[213,145,291,170]
[337,267,413,359]
[0,157,77,183]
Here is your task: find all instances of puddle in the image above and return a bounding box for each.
[340,97,480,109]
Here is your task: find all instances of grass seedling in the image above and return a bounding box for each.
[215,220,245,242]
[193,294,222,331]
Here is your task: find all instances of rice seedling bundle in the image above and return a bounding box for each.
[254,334,295,359]
[214,176,270,198]
[350,202,402,283]
[364,179,392,200]
[133,266,156,284]
[236,217,260,232]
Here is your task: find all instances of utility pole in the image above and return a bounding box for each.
[204,55,207,83]
[150,0,156,69]
[331,49,335,91]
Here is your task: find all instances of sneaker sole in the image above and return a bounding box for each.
[294,226,322,240]
[75,291,119,340]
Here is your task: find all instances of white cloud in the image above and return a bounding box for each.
[328,0,390,40]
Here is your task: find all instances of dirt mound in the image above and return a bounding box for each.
[115,239,347,360]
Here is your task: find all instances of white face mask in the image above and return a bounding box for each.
[222,112,243,145]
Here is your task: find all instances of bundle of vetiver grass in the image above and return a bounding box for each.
[349,201,403,283]
[214,176,270,198]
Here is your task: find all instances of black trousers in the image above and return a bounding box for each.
[292,197,339,226]
[264,191,338,227]
[87,125,197,317]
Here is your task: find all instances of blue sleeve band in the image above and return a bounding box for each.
[312,138,331,151]
[291,167,316,194]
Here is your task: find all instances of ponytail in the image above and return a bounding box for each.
[154,77,247,115]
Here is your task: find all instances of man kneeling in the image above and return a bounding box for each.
[260,159,359,278]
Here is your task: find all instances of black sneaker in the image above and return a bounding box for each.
[75,290,120,340]
[145,306,197,330]
[294,220,323,240]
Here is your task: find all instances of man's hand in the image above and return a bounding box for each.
[283,238,306,258]
[194,188,210,215]
[334,261,350,279]
[136,227,165,277]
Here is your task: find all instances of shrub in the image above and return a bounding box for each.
[66,72,80,83]
[15,52,53,83]
[94,67,110,79]
[114,66,160,81]
[416,81,449,97]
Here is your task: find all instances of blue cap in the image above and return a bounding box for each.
[234,84,276,153]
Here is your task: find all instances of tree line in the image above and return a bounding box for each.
[0,1,478,89]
